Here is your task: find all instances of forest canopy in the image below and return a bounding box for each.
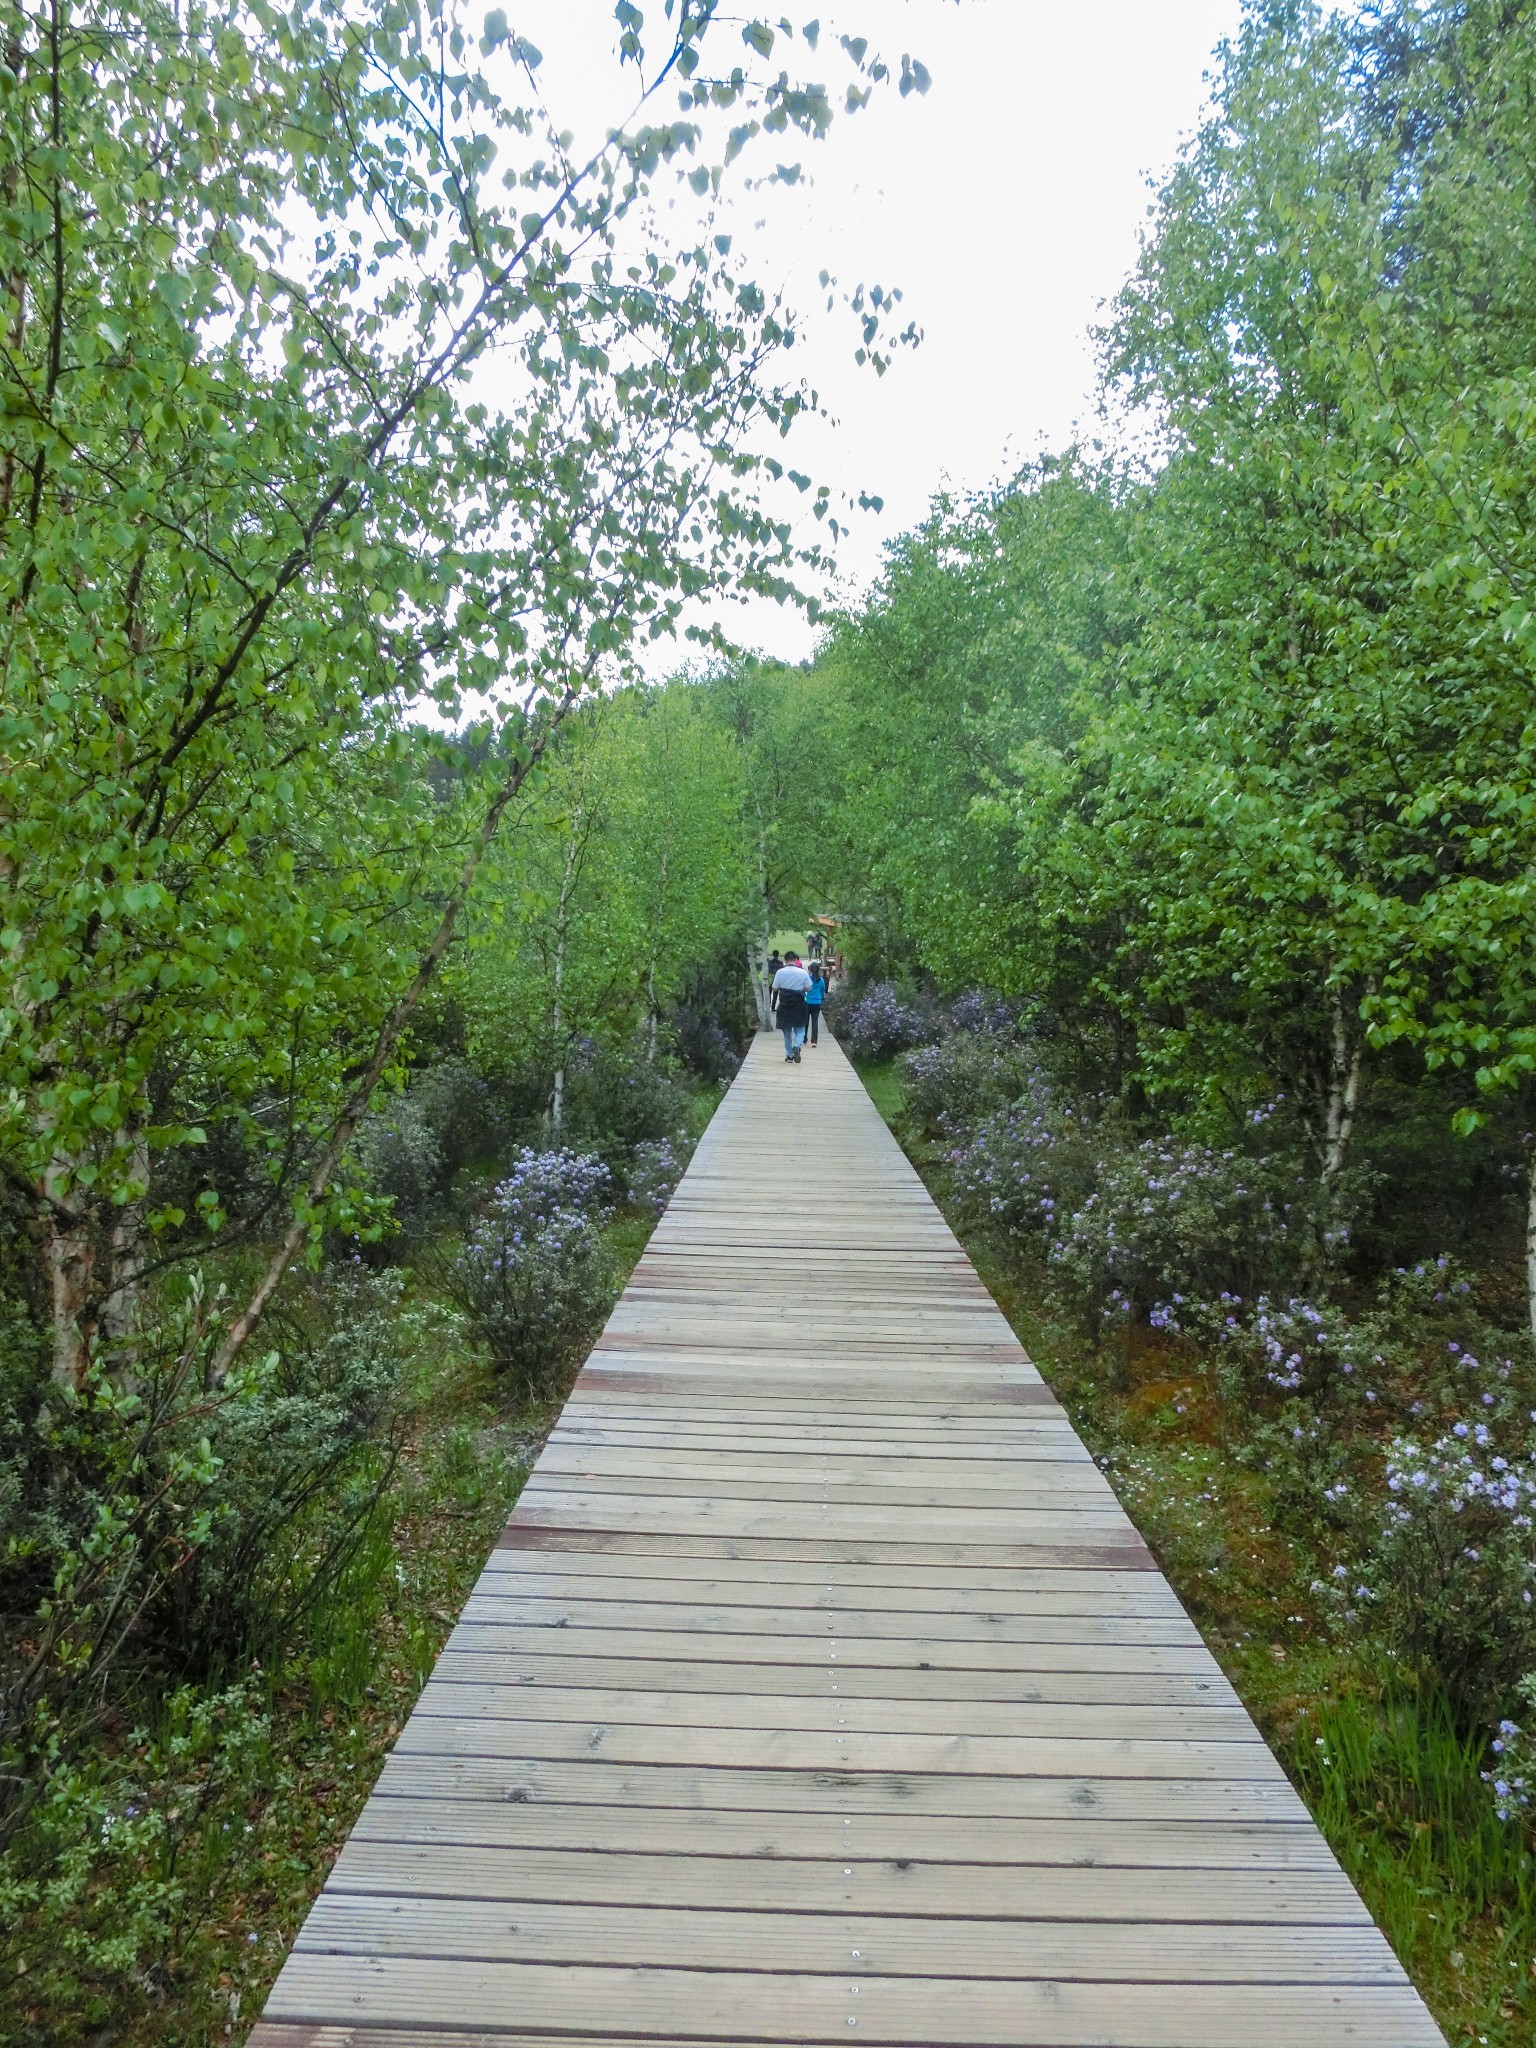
[799,0,1536,1325]
[7,0,1536,2040]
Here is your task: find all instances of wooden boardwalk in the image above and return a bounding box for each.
[252,1031,1443,2048]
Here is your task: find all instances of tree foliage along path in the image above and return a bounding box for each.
[806,0,1536,1333]
[0,0,922,1393]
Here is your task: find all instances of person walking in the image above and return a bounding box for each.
[762,950,784,1032]
[804,963,827,1045]
[771,952,812,1062]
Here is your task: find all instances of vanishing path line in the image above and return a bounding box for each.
[251,1029,1443,2048]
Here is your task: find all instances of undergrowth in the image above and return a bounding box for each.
[1,1056,727,2045]
[1,1304,533,2048]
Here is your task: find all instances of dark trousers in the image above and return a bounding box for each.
[805,1007,821,1044]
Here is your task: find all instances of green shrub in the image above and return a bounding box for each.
[897,1031,1037,1138]
[158,1266,435,1672]
[563,1048,694,1170]
[353,1058,507,1235]
[0,1682,271,2026]
[447,1149,615,1388]
[0,1265,435,1825]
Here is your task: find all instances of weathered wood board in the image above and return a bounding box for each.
[251,1029,1444,2047]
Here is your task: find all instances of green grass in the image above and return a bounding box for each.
[850,1055,904,1125]
[1294,1688,1536,2033]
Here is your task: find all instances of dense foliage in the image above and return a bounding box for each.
[806,0,1536,1300]
[727,5,1536,2034]
[10,0,1536,2037]
[0,1,928,2032]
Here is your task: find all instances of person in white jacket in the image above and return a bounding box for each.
[770,954,812,1062]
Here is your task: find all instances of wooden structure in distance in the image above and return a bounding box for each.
[251,1030,1443,2048]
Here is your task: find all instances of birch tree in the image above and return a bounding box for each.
[0,0,920,1384]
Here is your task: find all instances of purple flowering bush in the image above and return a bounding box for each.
[450,1148,614,1383]
[1047,1137,1308,1322]
[928,1045,1307,1326]
[898,1031,1037,1139]
[904,987,1536,1798]
[840,981,934,1061]
[1152,1290,1377,1401]
[1355,1425,1536,1723]
[946,990,1017,1036]
[1485,1676,1536,1820]
[628,1134,690,1217]
[945,1079,1098,1240]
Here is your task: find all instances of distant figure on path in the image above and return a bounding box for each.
[804,963,827,1045]
[807,928,824,960]
[771,953,812,1063]
[763,950,784,1030]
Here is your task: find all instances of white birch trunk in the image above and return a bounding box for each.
[1320,982,1366,1196]
[747,801,773,1030]
[643,963,659,1064]
[642,847,667,1062]
[44,1168,94,1393]
[209,679,585,1386]
[100,1122,151,1379]
[548,807,583,1137]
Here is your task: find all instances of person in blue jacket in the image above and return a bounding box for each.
[803,963,827,1046]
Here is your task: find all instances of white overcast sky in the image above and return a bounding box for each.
[504,0,1245,666]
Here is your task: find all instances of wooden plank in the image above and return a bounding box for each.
[392,1717,1292,1781]
[554,1402,1078,1427]
[431,1651,1238,1708]
[253,1031,1443,2048]
[444,1623,1220,1671]
[347,1793,1337,1869]
[456,1593,1206,1641]
[323,1839,1372,1920]
[520,1477,1124,1513]
[258,2008,1436,2048]
[544,1427,1091,1452]
[475,1552,1171,1597]
[493,1526,1161,1568]
[519,1480,1129,1517]
[410,1680,1257,1743]
[257,1958,1444,2045]
[506,1495,1137,1538]
[534,1450,1104,1485]
[291,1896,1401,1980]
[472,1565,1189,1614]
[373,1754,1318,1826]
